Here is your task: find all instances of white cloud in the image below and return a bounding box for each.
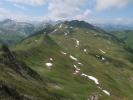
[0,7,10,19]
[1,0,132,23]
[6,0,47,6]
[47,0,88,20]
[96,0,132,11]
[75,9,91,21]
[13,4,28,10]
[3,0,91,21]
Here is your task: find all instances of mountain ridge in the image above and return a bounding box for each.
[0,20,133,100]
[11,20,133,100]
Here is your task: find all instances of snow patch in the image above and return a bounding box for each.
[74,65,80,71]
[75,70,79,73]
[64,31,70,36]
[102,90,110,96]
[64,31,69,36]
[102,57,105,61]
[53,29,57,33]
[64,32,68,36]
[81,73,99,85]
[61,51,67,55]
[71,38,79,47]
[98,87,110,96]
[70,55,78,61]
[78,62,83,65]
[76,40,79,46]
[59,24,63,28]
[50,58,53,61]
[84,49,87,52]
[45,63,53,67]
[73,65,80,74]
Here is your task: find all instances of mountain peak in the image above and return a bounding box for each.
[62,20,94,29]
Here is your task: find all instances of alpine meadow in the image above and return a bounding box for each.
[0,0,133,100]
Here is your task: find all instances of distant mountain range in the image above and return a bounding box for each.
[0,19,133,46]
[94,23,133,49]
[0,19,36,45]
[0,19,57,45]
[95,23,133,32]
[0,19,36,35]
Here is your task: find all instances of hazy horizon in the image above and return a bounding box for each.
[0,0,133,24]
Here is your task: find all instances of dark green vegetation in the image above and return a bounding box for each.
[0,20,133,100]
[111,30,133,49]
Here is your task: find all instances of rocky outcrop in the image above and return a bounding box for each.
[0,80,31,100]
[1,45,44,83]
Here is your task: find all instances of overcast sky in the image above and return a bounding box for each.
[0,0,133,24]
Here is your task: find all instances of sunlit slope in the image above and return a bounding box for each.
[12,21,133,100]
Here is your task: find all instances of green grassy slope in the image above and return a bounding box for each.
[10,21,133,100]
[111,30,133,49]
[0,44,70,100]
